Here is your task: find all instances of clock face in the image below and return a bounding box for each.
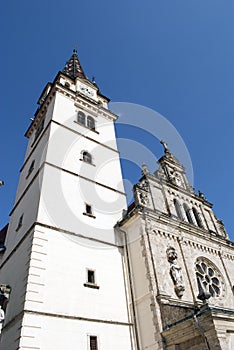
[79,84,94,97]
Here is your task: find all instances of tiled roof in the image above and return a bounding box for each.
[63,49,86,80]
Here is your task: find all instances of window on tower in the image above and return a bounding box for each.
[84,269,99,289]
[78,111,86,126]
[192,207,204,228]
[183,203,194,225]
[86,204,92,215]
[173,199,183,220]
[88,270,95,284]
[83,204,96,218]
[75,110,98,133]
[87,116,95,130]
[82,151,92,164]
[89,335,98,350]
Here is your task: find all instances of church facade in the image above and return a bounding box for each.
[0,50,234,349]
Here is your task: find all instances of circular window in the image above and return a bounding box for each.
[195,258,224,299]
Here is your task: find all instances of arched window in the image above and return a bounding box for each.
[87,116,95,130]
[195,257,224,299]
[78,111,85,126]
[183,203,194,224]
[173,199,183,220]
[82,151,92,164]
[192,207,203,228]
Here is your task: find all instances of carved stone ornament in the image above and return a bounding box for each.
[137,179,149,191]
[166,247,185,298]
[139,191,149,205]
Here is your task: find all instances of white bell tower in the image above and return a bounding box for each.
[0,50,135,350]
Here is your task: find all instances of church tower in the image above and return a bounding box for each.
[116,141,234,349]
[0,50,135,349]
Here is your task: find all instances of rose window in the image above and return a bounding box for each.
[195,258,224,298]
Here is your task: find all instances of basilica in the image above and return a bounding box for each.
[0,50,233,349]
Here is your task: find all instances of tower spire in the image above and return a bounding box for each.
[63,48,86,80]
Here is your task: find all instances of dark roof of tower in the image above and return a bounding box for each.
[63,49,86,80]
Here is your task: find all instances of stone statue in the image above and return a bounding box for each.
[160,140,169,153]
[198,190,206,199]
[142,163,150,176]
[166,246,185,298]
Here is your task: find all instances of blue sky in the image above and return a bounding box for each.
[1,1,234,239]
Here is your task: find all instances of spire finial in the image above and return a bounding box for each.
[73,45,78,54]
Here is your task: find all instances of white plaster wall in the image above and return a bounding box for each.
[45,122,124,192]
[24,226,130,323]
[18,312,134,350]
[37,165,126,244]
[5,175,41,255]
[52,93,118,150]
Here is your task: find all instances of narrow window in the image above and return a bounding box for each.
[87,116,95,130]
[192,207,203,228]
[89,336,98,350]
[78,111,86,126]
[83,204,96,219]
[27,160,35,178]
[82,151,92,164]
[183,203,194,224]
[86,204,92,215]
[173,199,183,220]
[84,269,99,289]
[16,214,24,231]
[87,270,95,284]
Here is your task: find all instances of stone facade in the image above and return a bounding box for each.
[117,143,234,349]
